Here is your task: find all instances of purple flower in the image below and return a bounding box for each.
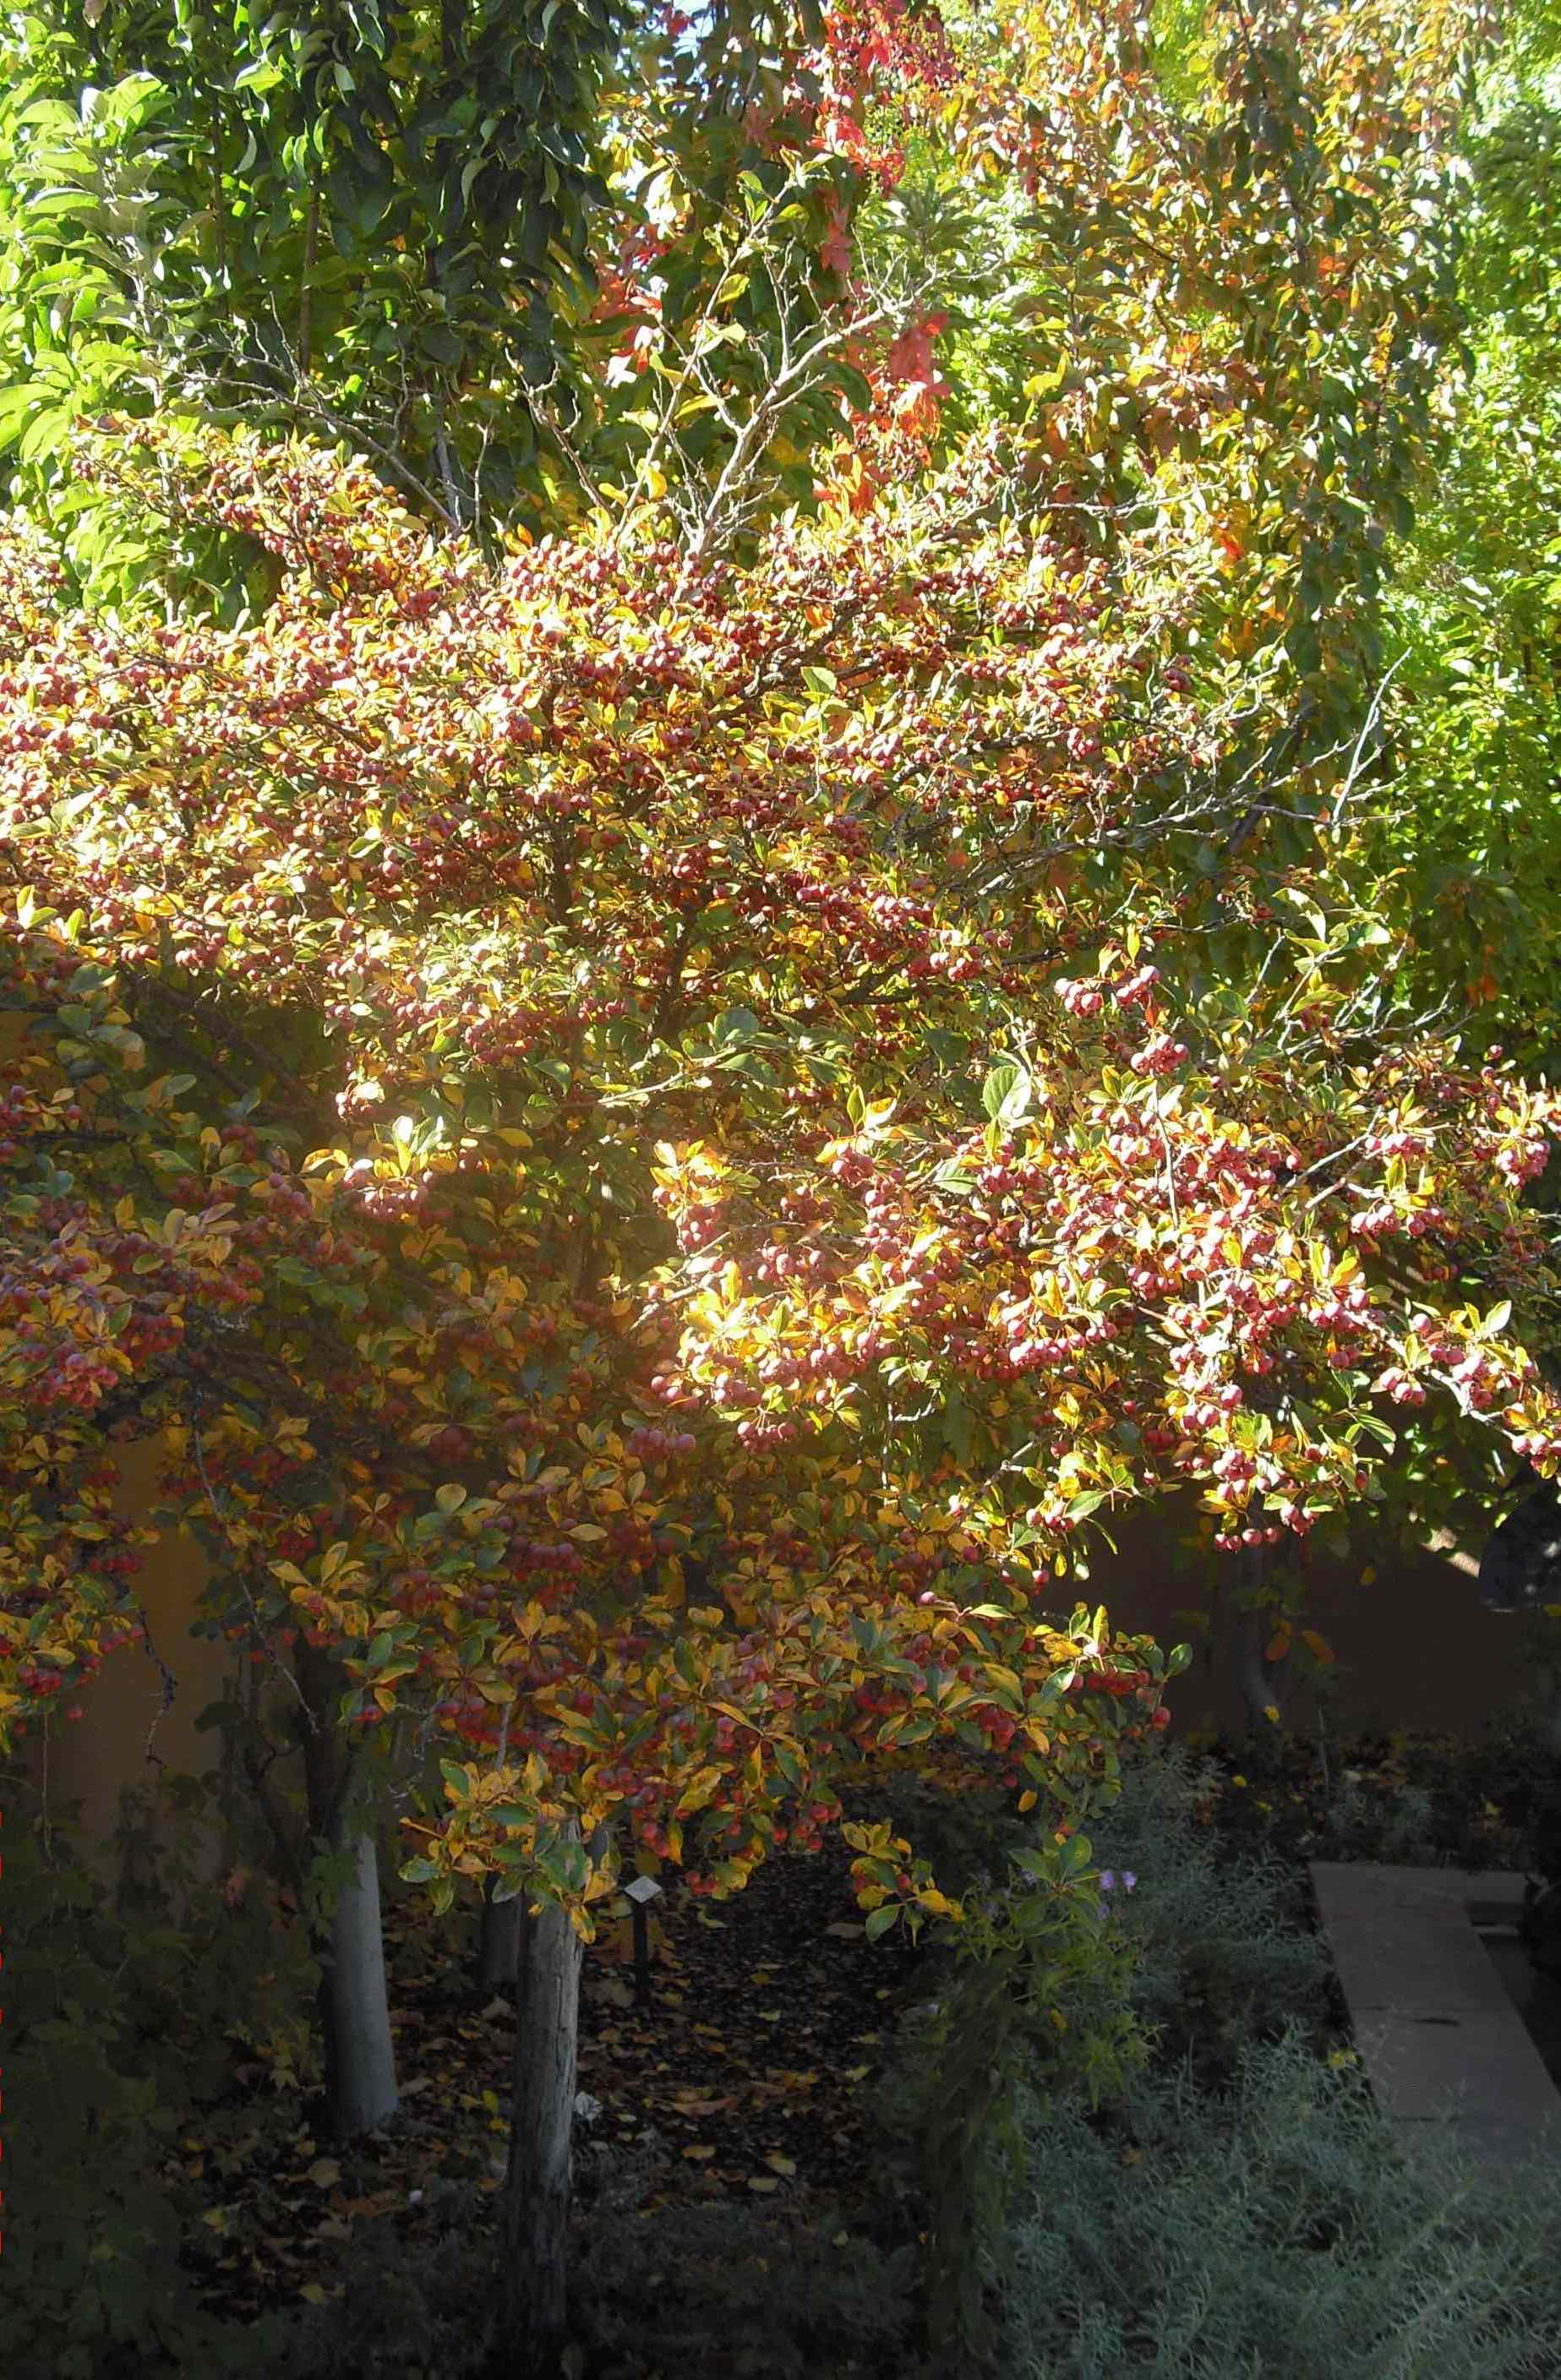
[1095,1869,1138,1919]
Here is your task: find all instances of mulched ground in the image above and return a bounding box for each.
[1178,1715,1553,1875]
[178,1820,931,2328]
[175,1712,1561,2341]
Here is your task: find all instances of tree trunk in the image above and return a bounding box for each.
[478,1870,523,1989]
[294,1638,399,2138]
[316,1820,400,2136]
[1231,1598,1292,1737]
[1217,1542,1294,1739]
[1531,1640,1561,1759]
[499,1882,587,2376]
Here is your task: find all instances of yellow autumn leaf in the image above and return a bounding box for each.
[675,1764,724,1815]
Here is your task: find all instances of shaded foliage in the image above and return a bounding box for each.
[0,1770,305,2377]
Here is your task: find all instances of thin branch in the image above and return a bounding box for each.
[191,1411,308,1717]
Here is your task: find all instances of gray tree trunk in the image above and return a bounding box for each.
[293,1636,399,2138]
[499,1884,587,2375]
[1231,1598,1292,1736]
[1531,1641,1561,1758]
[318,1819,400,2137]
[478,1870,523,1989]
[1215,1541,1295,1738]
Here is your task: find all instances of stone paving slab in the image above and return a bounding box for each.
[1309,1861,1561,2176]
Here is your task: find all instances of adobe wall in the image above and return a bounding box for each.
[14,1434,239,1848]
[1093,1497,1545,1745]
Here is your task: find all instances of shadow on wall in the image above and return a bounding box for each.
[15,1434,238,1855]
[14,1453,1549,1864]
[1074,1496,1546,1745]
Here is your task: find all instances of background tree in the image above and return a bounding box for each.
[0,0,630,536]
[1365,0,1561,1067]
[0,0,933,570]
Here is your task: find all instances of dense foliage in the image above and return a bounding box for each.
[6,391,1559,1880]
[1373,3,1561,1061]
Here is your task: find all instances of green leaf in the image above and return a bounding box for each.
[982,1064,1022,1120]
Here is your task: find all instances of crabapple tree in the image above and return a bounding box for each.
[3,401,1560,2361]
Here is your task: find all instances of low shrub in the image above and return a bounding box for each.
[279,2196,494,2379]
[1081,1741,1336,2082]
[1194,1707,1561,1881]
[571,2192,918,2380]
[871,1739,1351,2372]
[997,2022,1561,2379]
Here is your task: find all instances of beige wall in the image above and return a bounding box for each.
[15,1435,238,1848]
